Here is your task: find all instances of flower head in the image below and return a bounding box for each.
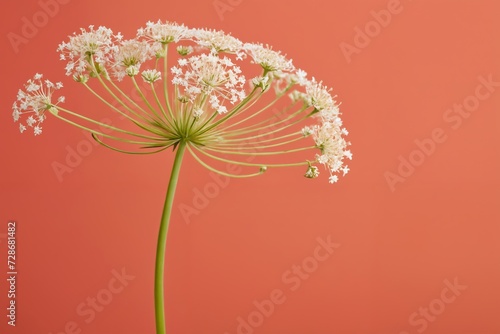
[138,20,191,45]
[305,79,336,112]
[244,43,294,73]
[171,53,246,114]
[305,165,320,178]
[113,39,154,80]
[57,25,121,77]
[177,45,193,56]
[15,21,351,184]
[141,69,162,83]
[12,74,64,135]
[194,29,243,54]
[308,119,351,180]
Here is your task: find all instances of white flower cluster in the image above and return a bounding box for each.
[305,79,336,112]
[295,74,351,183]
[244,43,294,73]
[137,20,191,45]
[194,29,243,54]
[13,20,352,183]
[12,73,64,135]
[171,54,246,114]
[308,121,351,183]
[57,25,121,78]
[113,39,155,81]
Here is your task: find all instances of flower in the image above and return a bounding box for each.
[137,20,192,50]
[251,76,270,91]
[15,21,350,184]
[301,125,316,137]
[57,25,121,77]
[305,165,320,178]
[194,29,244,54]
[138,20,191,45]
[113,39,154,80]
[12,73,64,135]
[177,45,193,56]
[305,78,336,112]
[171,53,246,114]
[309,120,351,180]
[141,69,162,83]
[244,43,294,73]
[295,69,308,86]
[329,175,339,184]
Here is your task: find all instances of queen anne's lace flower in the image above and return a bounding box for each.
[13,21,351,184]
[12,74,64,135]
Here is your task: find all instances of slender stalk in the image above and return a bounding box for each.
[222,107,308,139]
[163,46,174,117]
[194,88,260,136]
[205,145,314,156]
[213,135,305,151]
[150,82,174,126]
[54,106,165,141]
[194,146,308,168]
[131,76,166,126]
[155,140,187,334]
[188,145,264,178]
[82,82,153,126]
[221,84,294,131]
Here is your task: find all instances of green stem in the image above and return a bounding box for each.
[155,140,187,334]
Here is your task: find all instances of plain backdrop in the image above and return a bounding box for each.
[0,0,499,333]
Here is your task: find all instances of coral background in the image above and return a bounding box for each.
[1,0,499,333]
